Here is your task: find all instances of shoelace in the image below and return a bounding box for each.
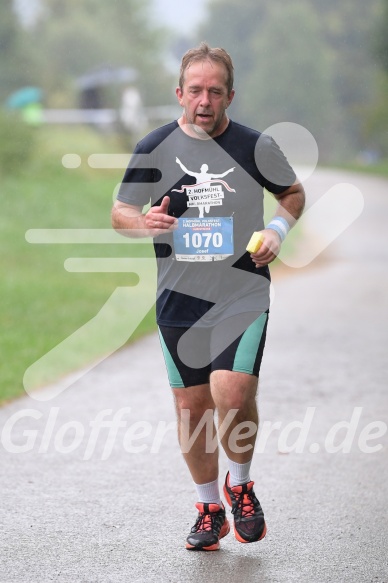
[232,490,256,518]
[194,511,222,532]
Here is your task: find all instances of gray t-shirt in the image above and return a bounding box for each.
[117,120,296,327]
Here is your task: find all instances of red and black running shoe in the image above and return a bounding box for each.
[223,471,267,543]
[186,502,230,551]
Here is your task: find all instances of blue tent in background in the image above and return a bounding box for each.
[5,87,43,125]
[6,87,43,109]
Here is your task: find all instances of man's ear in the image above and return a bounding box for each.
[226,89,235,108]
[176,86,184,105]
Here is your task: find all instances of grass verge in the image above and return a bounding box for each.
[1,126,158,404]
[332,159,388,178]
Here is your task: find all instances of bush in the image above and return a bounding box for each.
[0,109,36,175]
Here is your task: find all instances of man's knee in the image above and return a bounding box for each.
[223,390,256,412]
[211,371,258,412]
[172,385,214,423]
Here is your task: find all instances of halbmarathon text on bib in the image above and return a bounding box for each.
[173,217,234,262]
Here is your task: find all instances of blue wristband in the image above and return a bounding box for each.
[266,216,290,242]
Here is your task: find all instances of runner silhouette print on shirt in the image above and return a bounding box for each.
[173,157,236,218]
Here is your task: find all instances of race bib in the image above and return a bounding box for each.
[173,217,234,262]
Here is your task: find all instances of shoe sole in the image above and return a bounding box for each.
[232,521,267,544]
[185,519,230,551]
[223,483,267,543]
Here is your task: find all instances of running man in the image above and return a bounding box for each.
[112,42,305,550]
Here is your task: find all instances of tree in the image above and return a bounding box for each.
[310,0,382,148]
[374,0,388,72]
[197,0,383,161]
[198,0,336,158]
[363,0,388,156]
[242,3,335,151]
[28,0,175,107]
[0,0,38,102]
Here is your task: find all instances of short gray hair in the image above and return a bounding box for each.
[179,42,234,95]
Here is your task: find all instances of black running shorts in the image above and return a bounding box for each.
[158,311,269,388]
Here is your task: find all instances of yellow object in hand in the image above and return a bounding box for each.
[246,232,265,253]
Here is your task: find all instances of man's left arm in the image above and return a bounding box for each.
[250,180,306,268]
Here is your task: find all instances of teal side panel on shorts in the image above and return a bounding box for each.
[233,312,268,374]
[158,328,184,388]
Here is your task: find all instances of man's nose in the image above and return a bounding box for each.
[199,91,211,106]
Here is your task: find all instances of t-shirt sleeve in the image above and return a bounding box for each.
[116,141,161,206]
[255,134,296,195]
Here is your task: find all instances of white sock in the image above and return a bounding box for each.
[194,478,221,505]
[228,459,252,487]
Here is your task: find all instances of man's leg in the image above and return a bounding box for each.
[210,370,258,463]
[159,325,221,486]
[172,384,230,551]
[172,383,218,485]
[158,325,230,549]
[210,369,266,543]
[209,311,268,473]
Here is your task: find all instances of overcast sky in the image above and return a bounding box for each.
[151,0,208,34]
[13,0,208,33]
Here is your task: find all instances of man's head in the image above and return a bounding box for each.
[178,42,234,95]
[176,42,235,138]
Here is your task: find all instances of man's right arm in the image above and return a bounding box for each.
[111,197,177,238]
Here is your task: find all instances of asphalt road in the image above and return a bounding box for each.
[1,169,387,583]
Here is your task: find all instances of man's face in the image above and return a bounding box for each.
[176,59,235,138]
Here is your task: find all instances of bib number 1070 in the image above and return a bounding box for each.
[183,232,223,249]
[173,216,234,260]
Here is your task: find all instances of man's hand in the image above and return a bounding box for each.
[144,196,178,236]
[249,179,305,266]
[249,228,282,267]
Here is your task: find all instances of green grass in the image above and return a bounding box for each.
[331,159,388,178]
[1,126,157,404]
